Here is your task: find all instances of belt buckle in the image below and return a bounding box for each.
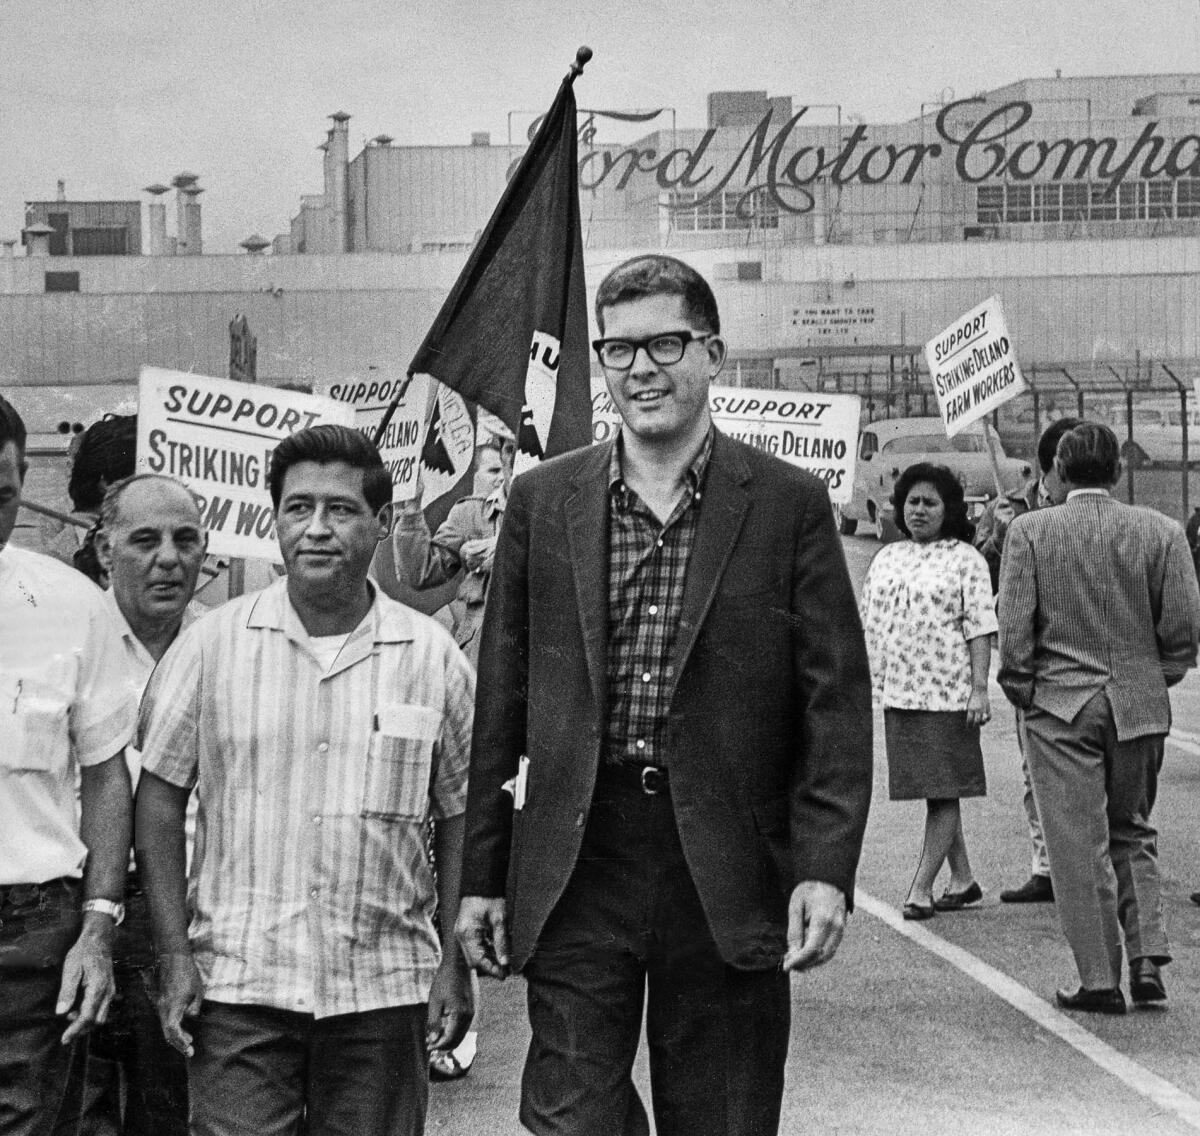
[640,766,666,795]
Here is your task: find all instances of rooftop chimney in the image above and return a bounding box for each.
[56,179,66,202]
[1,239,17,259]
[240,233,270,255]
[144,184,170,256]
[181,186,203,256]
[23,222,54,258]
[325,111,350,253]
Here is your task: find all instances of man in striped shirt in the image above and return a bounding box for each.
[135,426,475,1136]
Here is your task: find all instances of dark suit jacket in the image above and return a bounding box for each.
[459,431,874,972]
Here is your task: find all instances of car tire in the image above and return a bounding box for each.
[834,504,857,535]
[1121,441,1150,470]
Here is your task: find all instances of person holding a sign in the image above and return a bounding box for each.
[135,425,475,1136]
[973,416,1080,906]
[393,434,514,669]
[999,423,1200,1013]
[455,254,872,1136]
[860,462,997,921]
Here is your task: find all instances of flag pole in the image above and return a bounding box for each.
[371,44,592,452]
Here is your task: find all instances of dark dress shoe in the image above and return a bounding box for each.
[1055,986,1126,1015]
[1129,959,1167,1005]
[1000,875,1054,904]
[934,882,983,911]
[902,900,935,921]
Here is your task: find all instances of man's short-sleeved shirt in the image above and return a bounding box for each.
[0,546,136,885]
[138,578,474,1019]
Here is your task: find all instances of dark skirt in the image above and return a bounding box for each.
[884,708,986,801]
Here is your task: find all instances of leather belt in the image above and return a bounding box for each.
[602,762,670,796]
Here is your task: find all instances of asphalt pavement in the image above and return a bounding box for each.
[428,532,1200,1136]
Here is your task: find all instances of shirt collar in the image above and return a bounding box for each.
[246,577,414,646]
[102,585,200,664]
[1066,488,1111,501]
[608,425,715,509]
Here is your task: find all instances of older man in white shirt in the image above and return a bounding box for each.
[77,474,206,1136]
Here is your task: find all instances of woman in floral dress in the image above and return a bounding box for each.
[860,462,997,920]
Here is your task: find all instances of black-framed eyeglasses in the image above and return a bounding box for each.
[592,331,716,371]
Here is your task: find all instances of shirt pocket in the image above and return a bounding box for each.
[361,704,442,821]
[0,674,69,773]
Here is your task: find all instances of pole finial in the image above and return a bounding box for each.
[566,46,592,84]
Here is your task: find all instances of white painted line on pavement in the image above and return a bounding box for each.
[1168,728,1200,757]
[856,889,1200,1131]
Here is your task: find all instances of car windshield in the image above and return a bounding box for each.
[881,434,988,454]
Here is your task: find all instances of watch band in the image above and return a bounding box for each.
[82,898,126,926]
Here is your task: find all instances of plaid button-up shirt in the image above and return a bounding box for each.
[604,428,713,767]
[139,579,473,1019]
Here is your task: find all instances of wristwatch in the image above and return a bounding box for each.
[82,898,126,926]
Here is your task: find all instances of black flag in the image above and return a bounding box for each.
[403,48,594,465]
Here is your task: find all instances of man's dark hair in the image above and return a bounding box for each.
[595,254,720,335]
[0,394,28,460]
[891,462,973,542]
[1055,422,1121,488]
[268,425,392,512]
[1036,416,1081,475]
[69,414,137,512]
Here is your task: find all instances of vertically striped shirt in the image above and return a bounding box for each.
[604,429,712,766]
[138,579,474,1018]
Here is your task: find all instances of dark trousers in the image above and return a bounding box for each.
[189,1000,429,1136]
[77,877,188,1136]
[0,878,87,1136]
[521,770,791,1136]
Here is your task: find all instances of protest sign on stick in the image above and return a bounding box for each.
[924,295,1028,495]
[136,367,354,563]
[591,381,860,504]
[323,370,428,502]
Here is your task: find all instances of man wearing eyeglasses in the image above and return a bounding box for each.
[456,254,873,1136]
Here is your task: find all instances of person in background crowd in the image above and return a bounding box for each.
[391,428,513,1082]
[999,422,1200,1014]
[456,255,873,1136]
[68,415,138,587]
[0,394,137,1136]
[860,463,996,920]
[393,433,514,669]
[135,425,475,1136]
[76,475,206,1136]
[974,416,1080,905]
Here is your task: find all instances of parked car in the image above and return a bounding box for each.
[836,417,1032,540]
[1100,399,1200,469]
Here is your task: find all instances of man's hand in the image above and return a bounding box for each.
[156,951,204,1057]
[57,914,116,1044]
[460,537,496,575]
[425,952,474,1053]
[782,880,847,973]
[455,896,510,979]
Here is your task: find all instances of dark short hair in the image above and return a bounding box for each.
[0,394,26,460]
[595,254,720,335]
[1055,422,1120,487]
[70,414,137,512]
[891,462,973,542]
[268,425,392,512]
[1036,416,1081,475]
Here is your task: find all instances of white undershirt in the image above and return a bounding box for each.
[309,633,352,672]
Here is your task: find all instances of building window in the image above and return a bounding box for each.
[978,179,1200,224]
[667,190,780,232]
[44,271,80,293]
[72,227,128,256]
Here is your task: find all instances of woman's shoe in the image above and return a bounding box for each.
[933,881,983,911]
[902,900,936,921]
